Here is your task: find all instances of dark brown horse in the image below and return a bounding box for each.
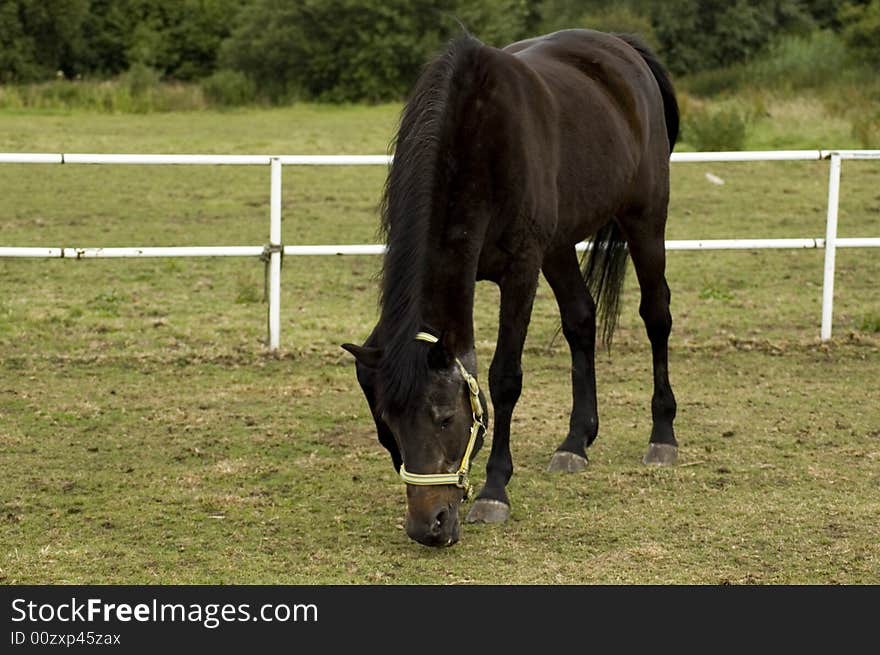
[343,29,679,547]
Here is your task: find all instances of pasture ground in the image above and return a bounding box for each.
[1,105,878,584]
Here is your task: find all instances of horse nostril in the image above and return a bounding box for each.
[431,507,449,535]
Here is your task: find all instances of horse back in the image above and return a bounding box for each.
[503,29,673,241]
[505,29,665,151]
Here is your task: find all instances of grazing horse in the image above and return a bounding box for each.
[343,29,679,547]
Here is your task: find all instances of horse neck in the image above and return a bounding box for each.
[421,242,480,357]
[374,224,482,415]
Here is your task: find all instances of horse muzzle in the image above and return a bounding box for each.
[404,487,462,547]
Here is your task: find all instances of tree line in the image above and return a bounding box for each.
[1,0,877,102]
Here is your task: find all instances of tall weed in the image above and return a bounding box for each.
[0,74,207,113]
[851,112,880,148]
[748,30,849,92]
[683,106,750,151]
[201,70,256,108]
[682,31,854,97]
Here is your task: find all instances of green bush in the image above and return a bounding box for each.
[115,63,160,112]
[840,0,880,67]
[749,30,848,90]
[681,30,850,97]
[219,0,460,103]
[680,65,748,97]
[578,5,660,52]
[650,0,814,76]
[454,0,540,47]
[216,0,545,103]
[0,0,243,83]
[201,69,256,107]
[684,107,749,151]
[123,62,160,97]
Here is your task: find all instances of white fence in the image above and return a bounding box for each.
[1,149,878,349]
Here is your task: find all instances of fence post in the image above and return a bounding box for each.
[821,153,841,341]
[268,157,282,351]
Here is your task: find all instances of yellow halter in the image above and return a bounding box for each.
[397,332,485,498]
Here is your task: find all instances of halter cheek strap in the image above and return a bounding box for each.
[398,332,485,498]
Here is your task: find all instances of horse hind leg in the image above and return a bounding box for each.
[621,212,678,465]
[542,247,598,473]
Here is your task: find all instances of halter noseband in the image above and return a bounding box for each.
[397,332,485,498]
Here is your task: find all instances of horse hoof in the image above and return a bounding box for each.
[643,443,678,465]
[466,499,511,524]
[547,450,589,473]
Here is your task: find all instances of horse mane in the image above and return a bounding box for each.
[376,33,484,414]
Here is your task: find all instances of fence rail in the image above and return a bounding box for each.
[2,149,878,348]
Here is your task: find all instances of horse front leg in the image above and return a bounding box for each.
[466,270,539,524]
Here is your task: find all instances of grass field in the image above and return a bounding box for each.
[1,105,878,584]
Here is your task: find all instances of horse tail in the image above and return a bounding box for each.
[615,33,679,151]
[582,36,678,349]
[582,220,628,349]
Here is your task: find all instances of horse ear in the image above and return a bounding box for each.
[427,336,454,370]
[341,343,382,369]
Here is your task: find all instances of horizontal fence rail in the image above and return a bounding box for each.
[1,149,878,166]
[1,149,878,347]
[2,238,878,260]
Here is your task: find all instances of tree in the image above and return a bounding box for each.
[0,0,90,80]
[840,0,880,66]
[648,0,812,75]
[166,0,241,80]
[115,0,241,79]
[537,0,609,32]
[455,0,541,47]
[220,0,462,102]
[0,0,243,82]
[0,1,38,82]
[80,0,132,76]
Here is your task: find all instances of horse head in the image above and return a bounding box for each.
[342,333,486,547]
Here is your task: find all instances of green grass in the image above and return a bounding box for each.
[1,105,878,584]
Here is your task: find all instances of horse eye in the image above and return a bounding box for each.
[439,416,453,430]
